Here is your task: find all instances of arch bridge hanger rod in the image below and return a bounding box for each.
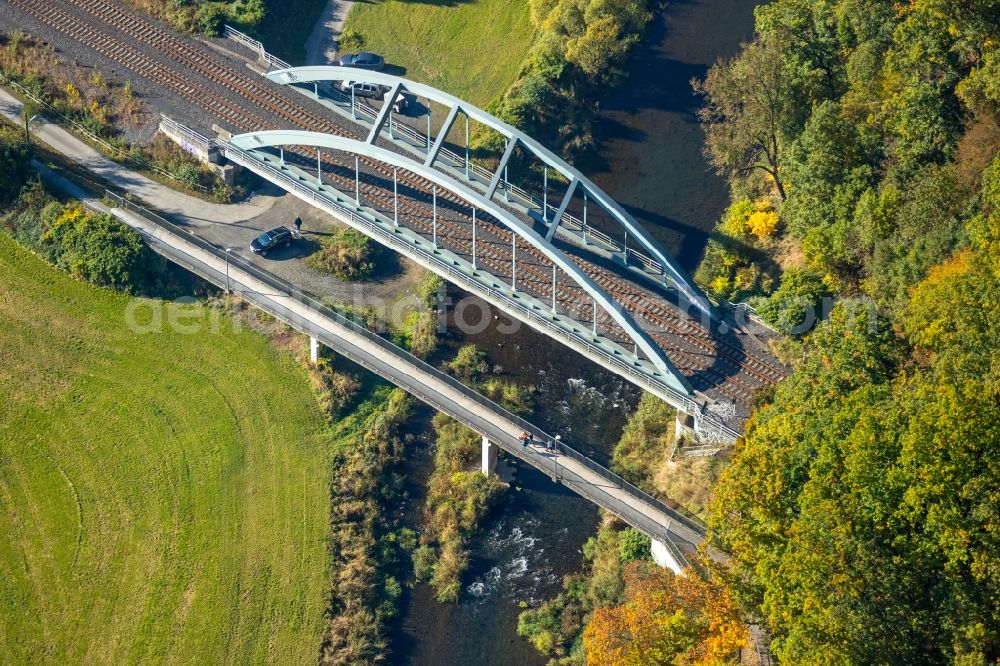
[266,65,715,319]
[229,129,693,397]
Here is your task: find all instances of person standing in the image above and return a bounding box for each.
[294,216,302,233]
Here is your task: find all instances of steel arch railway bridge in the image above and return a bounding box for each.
[208,63,787,441]
[0,0,785,440]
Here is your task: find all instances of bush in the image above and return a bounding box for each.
[406,310,438,360]
[0,125,31,204]
[415,272,445,309]
[305,227,378,281]
[310,359,361,417]
[447,344,488,382]
[338,28,365,53]
[193,4,226,36]
[751,268,832,336]
[617,528,651,563]
[412,545,436,582]
[480,378,533,415]
[42,205,160,293]
[747,210,779,238]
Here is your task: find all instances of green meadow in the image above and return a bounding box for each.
[0,233,332,664]
[342,0,536,106]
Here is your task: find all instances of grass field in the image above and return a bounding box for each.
[0,233,332,664]
[342,0,537,106]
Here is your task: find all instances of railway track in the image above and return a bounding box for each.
[4,0,788,413]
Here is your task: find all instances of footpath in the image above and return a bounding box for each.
[0,87,278,224]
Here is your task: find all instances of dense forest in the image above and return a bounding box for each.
[698,0,1000,663]
[543,1,1000,664]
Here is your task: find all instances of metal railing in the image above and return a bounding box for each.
[226,29,776,337]
[322,88,668,269]
[223,25,291,71]
[302,82,776,333]
[221,141,743,443]
[159,114,212,151]
[102,187,708,543]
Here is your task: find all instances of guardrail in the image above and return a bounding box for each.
[222,25,291,71]
[102,187,709,544]
[159,114,212,151]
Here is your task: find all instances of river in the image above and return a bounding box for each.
[389,0,758,662]
[587,0,760,273]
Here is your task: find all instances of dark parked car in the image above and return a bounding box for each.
[338,52,385,71]
[249,226,293,255]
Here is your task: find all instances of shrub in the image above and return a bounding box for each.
[193,4,226,36]
[42,205,159,293]
[412,545,436,582]
[415,272,445,309]
[337,29,365,53]
[407,310,438,360]
[517,601,563,655]
[447,344,488,382]
[719,199,755,237]
[0,124,32,204]
[751,268,832,336]
[305,228,378,281]
[611,392,674,491]
[617,528,651,563]
[480,378,533,415]
[310,359,361,417]
[747,210,780,238]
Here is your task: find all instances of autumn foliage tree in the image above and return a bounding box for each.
[582,562,747,666]
[709,166,1000,663]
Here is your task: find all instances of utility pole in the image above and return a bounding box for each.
[22,106,39,143]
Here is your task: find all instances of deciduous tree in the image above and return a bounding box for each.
[695,37,794,200]
[583,562,747,666]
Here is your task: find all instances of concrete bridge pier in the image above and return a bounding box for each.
[310,336,320,364]
[651,538,685,575]
[675,409,698,440]
[481,435,498,475]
